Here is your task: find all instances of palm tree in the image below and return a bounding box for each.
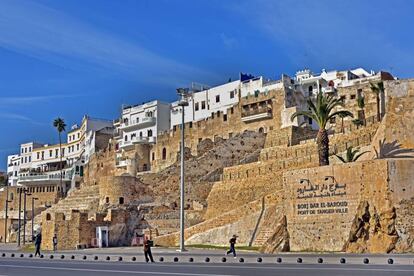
[291,92,353,166]
[357,94,366,126]
[370,81,384,122]
[53,118,66,194]
[335,146,369,163]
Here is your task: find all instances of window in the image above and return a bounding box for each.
[357,88,363,98]
[308,86,313,96]
[29,147,32,152]
[139,131,143,137]
[195,102,199,111]
[162,148,167,160]
[201,101,206,110]
[49,150,53,157]
[55,149,59,158]
[37,152,40,159]
[215,95,220,103]
[77,133,80,138]
[189,122,193,128]
[62,148,65,156]
[350,94,356,100]
[152,152,155,161]
[77,144,79,151]
[41,151,44,159]
[46,213,51,221]
[231,107,234,114]
[223,114,227,122]
[124,135,128,141]
[24,157,27,163]
[25,148,27,153]
[21,148,24,154]
[28,156,31,162]
[119,197,124,204]
[148,129,153,137]
[230,91,235,99]
[105,197,109,204]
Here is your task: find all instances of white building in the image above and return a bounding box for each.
[6,154,20,186]
[170,80,240,128]
[7,116,113,192]
[115,100,171,150]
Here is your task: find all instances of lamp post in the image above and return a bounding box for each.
[4,186,12,244]
[31,197,38,242]
[176,88,189,252]
[17,188,22,247]
[23,190,28,245]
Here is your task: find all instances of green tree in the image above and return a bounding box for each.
[53,117,66,193]
[335,146,369,163]
[291,92,353,166]
[370,81,384,122]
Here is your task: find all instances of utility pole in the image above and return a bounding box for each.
[176,88,189,252]
[23,190,27,245]
[17,189,22,247]
[31,197,38,242]
[4,186,9,243]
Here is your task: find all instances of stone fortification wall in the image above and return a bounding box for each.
[41,210,108,250]
[151,88,289,172]
[284,159,414,253]
[98,175,148,206]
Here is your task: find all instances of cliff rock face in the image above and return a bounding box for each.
[259,216,290,253]
[343,201,398,253]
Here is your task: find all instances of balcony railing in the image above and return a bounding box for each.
[241,106,272,117]
[120,117,156,130]
[19,173,72,182]
[119,136,156,148]
[241,106,273,122]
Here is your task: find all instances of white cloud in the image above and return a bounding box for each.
[0,0,218,85]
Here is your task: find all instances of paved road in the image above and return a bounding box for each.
[0,258,413,276]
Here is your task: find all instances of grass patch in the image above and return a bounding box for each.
[185,244,259,251]
[19,244,35,252]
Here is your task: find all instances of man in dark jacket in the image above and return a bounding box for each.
[34,233,42,257]
[52,234,58,252]
[226,234,238,258]
[143,237,154,263]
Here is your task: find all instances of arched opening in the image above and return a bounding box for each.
[46,213,51,221]
[259,127,264,133]
[119,197,124,204]
[105,197,109,204]
[162,148,167,160]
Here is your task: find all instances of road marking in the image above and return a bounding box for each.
[0,264,236,276]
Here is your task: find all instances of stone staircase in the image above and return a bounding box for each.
[253,227,275,246]
[25,185,100,236]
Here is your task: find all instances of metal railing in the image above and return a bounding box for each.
[241,107,272,117]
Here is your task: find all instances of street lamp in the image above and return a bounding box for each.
[31,197,39,242]
[176,87,189,252]
[4,186,12,244]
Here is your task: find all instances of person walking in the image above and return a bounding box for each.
[52,234,58,252]
[34,233,42,257]
[143,236,154,263]
[226,234,238,258]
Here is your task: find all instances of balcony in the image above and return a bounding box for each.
[118,136,156,149]
[241,106,273,122]
[120,117,156,131]
[18,171,73,184]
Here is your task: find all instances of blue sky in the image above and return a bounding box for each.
[1,0,413,170]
